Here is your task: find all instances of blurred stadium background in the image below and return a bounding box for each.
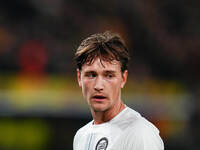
[0,0,200,150]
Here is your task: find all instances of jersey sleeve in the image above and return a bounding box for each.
[113,120,164,150]
[73,127,84,150]
[73,131,79,150]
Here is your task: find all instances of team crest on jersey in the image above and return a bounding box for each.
[95,137,108,150]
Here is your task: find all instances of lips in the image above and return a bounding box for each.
[92,95,107,102]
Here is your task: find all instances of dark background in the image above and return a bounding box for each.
[0,0,200,149]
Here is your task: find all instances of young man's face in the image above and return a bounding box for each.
[77,57,128,112]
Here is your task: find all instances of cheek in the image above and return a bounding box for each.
[82,80,92,97]
[109,80,121,95]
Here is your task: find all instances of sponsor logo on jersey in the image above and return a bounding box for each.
[95,137,108,150]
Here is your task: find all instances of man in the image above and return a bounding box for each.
[73,31,164,150]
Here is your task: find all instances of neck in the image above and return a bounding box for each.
[92,101,125,125]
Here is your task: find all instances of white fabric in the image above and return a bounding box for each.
[73,106,164,150]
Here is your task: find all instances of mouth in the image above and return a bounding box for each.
[92,95,107,102]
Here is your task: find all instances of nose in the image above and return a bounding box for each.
[94,77,104,92]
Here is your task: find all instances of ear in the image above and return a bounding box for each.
[77,69,82,87]
[121,70,128,88]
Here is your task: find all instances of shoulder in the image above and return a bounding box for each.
[110,107,142,130]
[122,107,160,134]
[114,107,164,150]
[127,119,164,150]
[74,120,92,137]
[73,120,93,146]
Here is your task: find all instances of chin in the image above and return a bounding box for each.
[92,104,108,112]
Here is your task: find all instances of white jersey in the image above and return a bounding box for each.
[73,106,164,150]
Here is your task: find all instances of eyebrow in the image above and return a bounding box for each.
[83,71,97,75]
[84,70,116,74]
[104,70,116,74]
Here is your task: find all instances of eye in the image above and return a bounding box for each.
[106,73,113,78]
[85,73,96,78]
[89,74,96,78]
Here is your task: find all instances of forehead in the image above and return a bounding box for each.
[81,58,121,72]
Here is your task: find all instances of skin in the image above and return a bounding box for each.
[77,57,128,124]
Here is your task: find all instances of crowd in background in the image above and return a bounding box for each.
[0,0,200,83]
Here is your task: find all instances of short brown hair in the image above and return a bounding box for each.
[75,31,130,72]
